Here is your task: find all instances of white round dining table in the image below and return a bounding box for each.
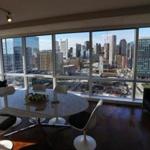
[0,89,89,119]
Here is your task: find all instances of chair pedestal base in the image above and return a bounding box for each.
[48,117,66,125]
[12,117,22,127]
[29,117,46,124]
[0,140,13,150]
[74,135,96,150]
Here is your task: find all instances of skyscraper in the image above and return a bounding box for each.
[60,39,68,59]
[108,35,116,66]
[14,46,23,72]
[13,38,23,72]
[119,39,127,68]
[56,41,60,51]
[39,50,53,73]
[76,43,81,57]
[119,39,127,56]
[25,37,39,71]
[68,47,73,58]
[137,38,150,78]
[84,41,90,50]
[95,43,101,55]
[104,43,109,61]
[127,42,134,69]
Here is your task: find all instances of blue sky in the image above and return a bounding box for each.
[3,28,150,52]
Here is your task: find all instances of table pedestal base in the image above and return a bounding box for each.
[29,117,46,124]
[48,117,66,125]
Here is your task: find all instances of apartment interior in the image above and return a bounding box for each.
[0,0,150,150]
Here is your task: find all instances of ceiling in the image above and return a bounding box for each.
[0,0,150,25]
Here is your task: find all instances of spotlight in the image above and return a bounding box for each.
[0,8,13,23]
[7,13,12,23]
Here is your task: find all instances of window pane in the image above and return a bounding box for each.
[57,79,89,95]
[92,80,132,98]
[56,32,90,76]
[2,38,23,73]
[135,83,150,100]
[27,77,53,89]
[26,35,52,74]
[137,28,150,80]
[6,76,24,88]
[92,30,135,79]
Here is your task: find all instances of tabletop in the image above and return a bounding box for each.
[0,89,89,118]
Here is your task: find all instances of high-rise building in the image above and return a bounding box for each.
[60,39,68,59]
[39,50,53,73]
[127,42,134,69]
[85,41,90,50]
[56,41,60,51]
[14,37,40,72]
[76,43,82,57]
[104,43,109,61]
[25,37,39,70]
[119,39,127,68]
[14,46,23,72]
[13,38,23,72]
[108,35,116,65]
[56,52,63,74]
[95,43,101,55]
[137,38,150,78]
[68,47,73,58]
[119,39,127,56]
[26,47,32,71]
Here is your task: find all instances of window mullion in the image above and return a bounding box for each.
[52,34,56,89]
[22,37,27,89]
[0,38,4,80]
[89,32,93,96]
[132,28,139,101]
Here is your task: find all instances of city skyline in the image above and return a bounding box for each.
[3,28,150,53]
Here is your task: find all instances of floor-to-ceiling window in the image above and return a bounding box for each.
[2,38,24,88]
[1,27,150,102]
[25,35,53,89]
[91,29,135,99]
[135,27,150,100]
[55,32,90,76]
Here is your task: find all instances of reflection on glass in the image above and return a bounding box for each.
[137,28,150,80]
[2,38,23,73]
[135,83,150,100]
[92,80,132,98]
[92,30,135,79]
[56,32,90,76]
[27,77,53,89]
[6,76,24,88]
[57,79,89,95]
[26,35,52,74]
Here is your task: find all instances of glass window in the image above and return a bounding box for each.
[25,35,52,74]
[6,76,24,88]
[57,79,89,95]
[27,77,53,89]
[92,29,135,80]
[55,32,90,76]
[92,80,132,99]
[2,38,23,73]
[137,28,150,81]
[135,82,145,100]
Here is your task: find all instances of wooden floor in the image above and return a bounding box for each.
[3,102,150,150]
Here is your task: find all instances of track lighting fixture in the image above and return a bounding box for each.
[6,12,12,23]
[0,8,13,23]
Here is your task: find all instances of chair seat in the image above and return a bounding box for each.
[0,140,13,150]
[69,111,91,129]
[0,114,16,130]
